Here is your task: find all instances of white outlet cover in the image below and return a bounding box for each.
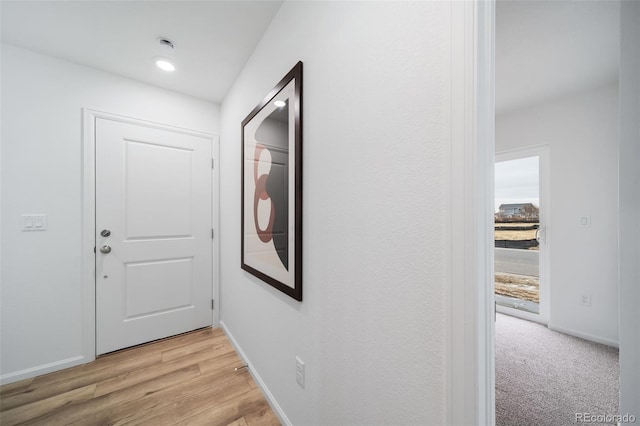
[579,216,591,227]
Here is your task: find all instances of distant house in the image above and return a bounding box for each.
[496,203,539,220]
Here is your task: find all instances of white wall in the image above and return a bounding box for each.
[496,84,619,345]
[0,44,220,382]
[619,0,640,416]
[219,2,450,424]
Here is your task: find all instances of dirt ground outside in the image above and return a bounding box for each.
[495,272,539,303]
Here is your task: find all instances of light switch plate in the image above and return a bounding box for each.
[21,214,47,231]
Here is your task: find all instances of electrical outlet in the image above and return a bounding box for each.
[579,216,591,228]
[580,294,592,307]
[295,356,305,388]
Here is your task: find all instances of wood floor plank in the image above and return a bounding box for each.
[228,417,249,426]
[160,333,229,363]
[0,328,278,425]
[23,364,202,426]
[27,327,217,391]
[96,327,223,367]
[103,356,248,425]
[2,352,163,411]
[133,374,253,426]
[238,388,281,426]
[94,336,233,398]
[174,386,278,426]
[244,406,281,426]
[0,383,96,426]
[0,378,34,398]
[20,328,219,402]
[27,349,164,391]
[246,376,258,389]
[199,352,246,375]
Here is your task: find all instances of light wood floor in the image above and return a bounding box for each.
[0,328,280,426]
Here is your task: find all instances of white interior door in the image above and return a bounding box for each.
[96,117,212,355]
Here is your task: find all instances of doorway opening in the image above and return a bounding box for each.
[494,147,549,324]
[492,0,621,423]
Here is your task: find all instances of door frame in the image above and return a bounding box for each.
[81,109,220,362]
[447,1,495,424]
[494,145,550,325]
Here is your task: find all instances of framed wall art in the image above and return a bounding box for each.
[241,61,302,301]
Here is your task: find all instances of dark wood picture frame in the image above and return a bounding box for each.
[241,62,302,301]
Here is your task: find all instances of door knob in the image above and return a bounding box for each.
[99,245,112,254]
[100,229,111,237]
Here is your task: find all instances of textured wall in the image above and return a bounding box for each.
[219,2,450,424]
[0,44,220,381]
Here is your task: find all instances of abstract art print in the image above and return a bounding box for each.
[241,62,302,301]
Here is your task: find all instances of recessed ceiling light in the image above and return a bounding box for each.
[274,100,286,108]
[155,57,175,72]
[154,38,176,72]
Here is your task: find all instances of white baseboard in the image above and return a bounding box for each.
[220,321,291,426]
[547,324,619,348]
[0,355,86,385]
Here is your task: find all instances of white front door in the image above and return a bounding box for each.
[95,117,212,355]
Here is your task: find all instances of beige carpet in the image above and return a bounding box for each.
[496,313,619,426]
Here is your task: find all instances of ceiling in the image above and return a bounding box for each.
[496,0,620,114]
[1,1,620,110]
[0,1,283,103]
